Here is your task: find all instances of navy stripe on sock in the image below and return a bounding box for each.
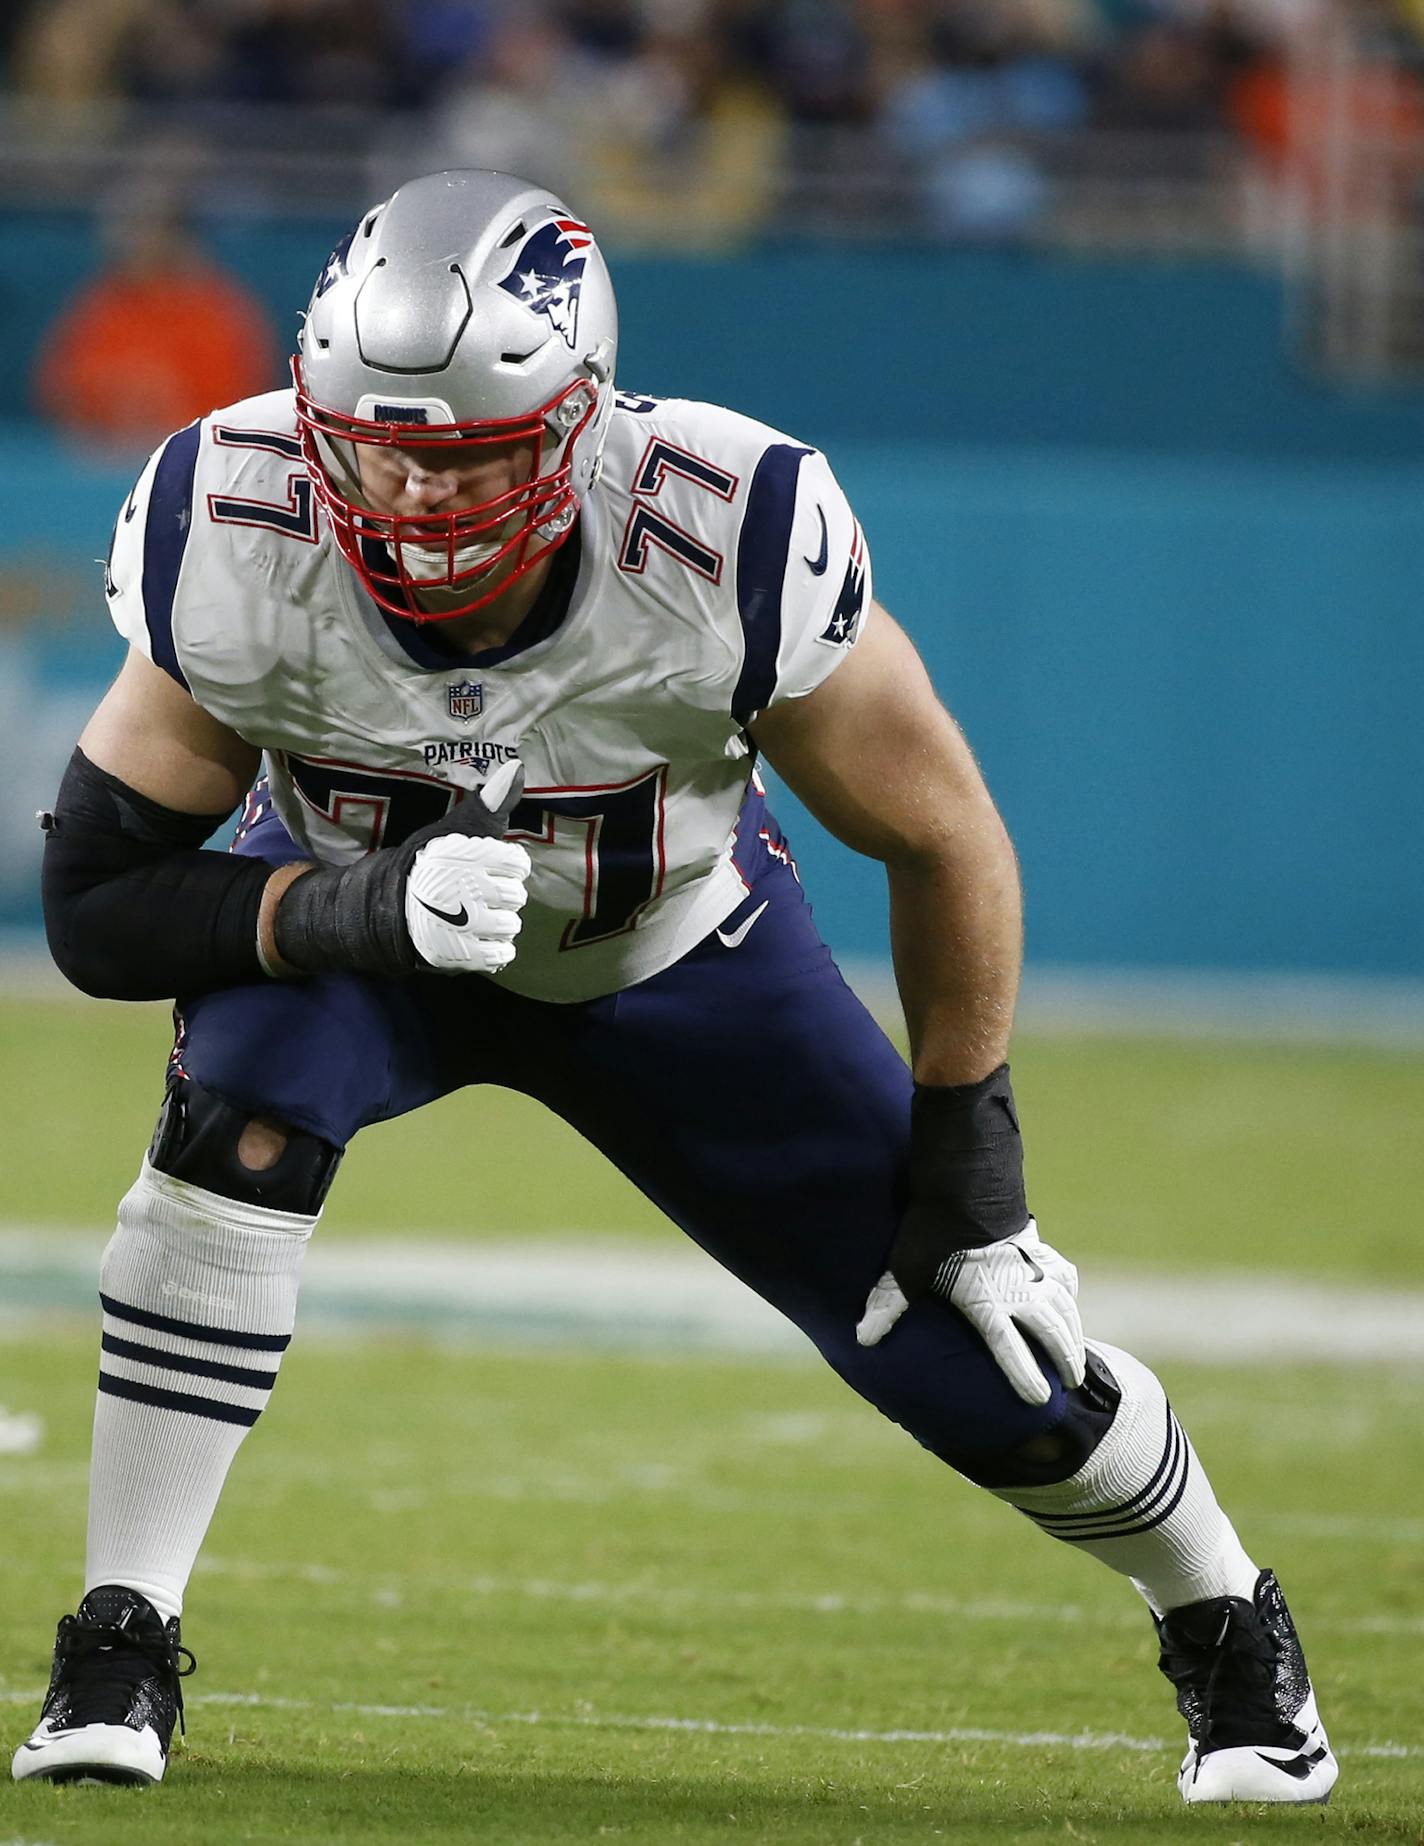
[100,1292,292,1352]
[1026,1415,1183,1534]
[1036,1451,1194,1545]
[1026,1420,1191,1543]
[98,1371,261,1427]
[1083,1444,1194,1543]
[1028,1407,1181,1530]
[101,1331,278,1392]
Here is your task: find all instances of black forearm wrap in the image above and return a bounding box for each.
[41,748,271,1001]
[272,851,418,978]
[904,1063,1028,1253]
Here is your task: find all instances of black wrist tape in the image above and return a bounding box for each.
[272,852,418,978]
[908,1063,1028,1251]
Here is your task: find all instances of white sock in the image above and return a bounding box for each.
[989,1341,1259,1615]
[85,1158,315,1621]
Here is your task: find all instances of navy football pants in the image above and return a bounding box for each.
[173,804,1068,1468]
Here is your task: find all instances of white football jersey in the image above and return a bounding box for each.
[105,388,871,1002]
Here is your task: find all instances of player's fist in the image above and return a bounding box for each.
[399,756,532,973]
[270,759,533,979]
[405,834,531,974]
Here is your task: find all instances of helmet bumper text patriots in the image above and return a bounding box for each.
[497,219,593,350]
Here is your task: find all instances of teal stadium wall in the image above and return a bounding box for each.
[1,215,1420,976]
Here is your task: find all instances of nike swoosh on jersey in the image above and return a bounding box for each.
[716,900,769,949]
[805,505,829,575]
[416,895,469,928]
[123,491,139,523]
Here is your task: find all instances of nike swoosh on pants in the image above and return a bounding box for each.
[716,900,769,950]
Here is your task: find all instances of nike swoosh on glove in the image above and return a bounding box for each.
[856,1219,1085,1407]
[405,828,530,974]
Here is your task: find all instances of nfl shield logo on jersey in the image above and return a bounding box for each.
[446,680,484,723]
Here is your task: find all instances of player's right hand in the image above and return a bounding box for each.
[404,753,531,974]
[400,758,531,974]
[404,831,530,974]
[270,759,531,980]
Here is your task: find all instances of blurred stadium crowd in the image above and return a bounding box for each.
[3,0,1422,247]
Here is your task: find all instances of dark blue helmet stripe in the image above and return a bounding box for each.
[732,444,810,726]
[140,419,201,691]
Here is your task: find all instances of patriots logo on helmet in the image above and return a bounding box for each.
[314,226,355,299]
[497,218,593,351]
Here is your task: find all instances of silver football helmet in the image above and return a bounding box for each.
[294,169,617,622]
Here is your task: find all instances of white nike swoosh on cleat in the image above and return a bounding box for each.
[716,901,769,950]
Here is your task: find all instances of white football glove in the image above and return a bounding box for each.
[856,1219,1085,1407]
[404,832,531,975]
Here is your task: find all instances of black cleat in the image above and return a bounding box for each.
[10,1585,195,1786]
[1156,1568,1337,1804]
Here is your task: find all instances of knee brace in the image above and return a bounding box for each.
[148,1076,342,1214]
[955,1348,1123,1488]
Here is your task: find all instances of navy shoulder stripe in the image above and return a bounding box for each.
[732,443,810,726]
[140,420,201,691]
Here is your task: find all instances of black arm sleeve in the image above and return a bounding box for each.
[41,748,274,1001]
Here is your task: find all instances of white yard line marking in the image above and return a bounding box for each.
[190,1555,1424,1638]
[194,1555,1119,1628]
[207,1697,1176,1753]
[3,1230,1424,1364]
[0,1685,1416,1762]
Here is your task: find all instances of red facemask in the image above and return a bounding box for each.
[293,357,598,622]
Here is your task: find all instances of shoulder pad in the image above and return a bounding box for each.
[104,390,316,693]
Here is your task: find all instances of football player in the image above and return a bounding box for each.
[14,170,1335,1805]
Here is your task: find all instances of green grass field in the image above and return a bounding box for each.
[2,995,1423,1842]
[2,1344,1422,1843]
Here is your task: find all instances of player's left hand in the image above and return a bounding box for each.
[855,1220,1085,1407]
[852,1065,1085,1405]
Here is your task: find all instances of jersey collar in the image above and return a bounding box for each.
[360,520,583,672]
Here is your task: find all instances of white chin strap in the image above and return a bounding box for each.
[395,497,576,583]
[397,536,503,583]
